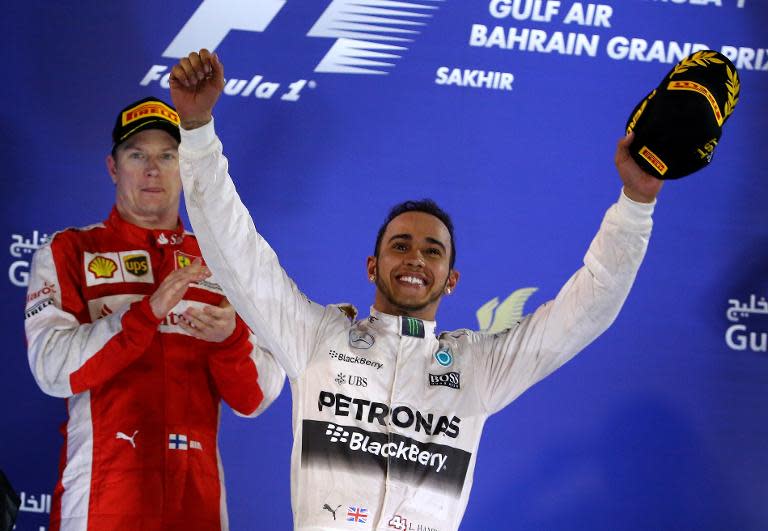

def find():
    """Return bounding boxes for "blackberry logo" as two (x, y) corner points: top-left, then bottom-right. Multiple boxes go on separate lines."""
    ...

(320, 423), (449, 473)
(328, 349), (383, 370)
(326, 423), (349, 443)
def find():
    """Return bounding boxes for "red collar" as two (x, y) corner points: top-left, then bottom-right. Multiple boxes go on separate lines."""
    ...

(105, 207), (186, 248)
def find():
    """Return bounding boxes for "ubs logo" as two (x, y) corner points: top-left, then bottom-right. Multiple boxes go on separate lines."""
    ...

(335, 372), (368, 388)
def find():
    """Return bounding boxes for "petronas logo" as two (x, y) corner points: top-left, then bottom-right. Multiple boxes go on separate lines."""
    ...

(476, 288), (538, 333)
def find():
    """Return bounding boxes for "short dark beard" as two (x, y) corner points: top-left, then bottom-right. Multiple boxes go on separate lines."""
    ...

(374, 264), (448, 316)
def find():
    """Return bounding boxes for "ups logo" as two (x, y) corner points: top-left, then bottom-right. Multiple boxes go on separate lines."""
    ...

(123, 255), (150, 277)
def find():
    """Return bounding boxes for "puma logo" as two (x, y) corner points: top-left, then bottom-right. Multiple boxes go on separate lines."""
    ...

(116, 430), (139, 448)
(322, 504), (341, 520)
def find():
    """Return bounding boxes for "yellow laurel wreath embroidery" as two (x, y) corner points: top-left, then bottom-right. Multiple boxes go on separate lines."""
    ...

(724, 65), (740, 120)
(627, 89), (656, 134)
(670, 51), (724, 78)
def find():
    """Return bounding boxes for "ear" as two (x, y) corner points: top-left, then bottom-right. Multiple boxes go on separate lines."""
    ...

(366, 255), (377, 281)
(106, 154), (118, 185)
(446, 269), (460, 294)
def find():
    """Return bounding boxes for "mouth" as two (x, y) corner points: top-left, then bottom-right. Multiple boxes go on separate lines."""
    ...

(396, 274), (428, 288)
(141, 187), (164, 194)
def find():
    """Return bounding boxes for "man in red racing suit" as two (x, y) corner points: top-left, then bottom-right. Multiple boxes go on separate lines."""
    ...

(24, 97), (284, 531)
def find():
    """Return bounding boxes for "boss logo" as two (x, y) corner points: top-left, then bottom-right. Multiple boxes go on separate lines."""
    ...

(428, 372), (460, 390)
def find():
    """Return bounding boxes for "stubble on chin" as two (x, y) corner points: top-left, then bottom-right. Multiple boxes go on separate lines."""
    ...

(374, 270), (447, 315)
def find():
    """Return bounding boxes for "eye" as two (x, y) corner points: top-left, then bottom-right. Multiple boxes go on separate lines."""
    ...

(160, 152), (177, 161)
(128, 151), (145, 160)
(426, 247), (442, 256)
(392, 242), (407, 252)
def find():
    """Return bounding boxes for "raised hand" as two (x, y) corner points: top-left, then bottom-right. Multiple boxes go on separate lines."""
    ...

(169, 49), (225, 130)
(179, 298), (237, 343)
(615, 132), (664, 203)
(149, 259), (211, 319)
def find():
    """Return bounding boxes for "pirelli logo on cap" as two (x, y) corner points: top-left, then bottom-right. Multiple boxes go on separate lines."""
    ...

(667, 80), (723, 126)
(639, 146), (668, 176)
(121, 101), (180, 127)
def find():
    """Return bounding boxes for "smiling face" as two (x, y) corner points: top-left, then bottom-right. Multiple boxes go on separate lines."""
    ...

(106, 128), (181, 230)
(367, 211), (459, 321)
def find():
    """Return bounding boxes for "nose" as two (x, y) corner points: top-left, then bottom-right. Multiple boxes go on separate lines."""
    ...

(404, 249), (425, 268)
(144, 156), (160, 177)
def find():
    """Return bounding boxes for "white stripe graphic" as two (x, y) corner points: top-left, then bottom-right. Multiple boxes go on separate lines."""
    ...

(59, 392), (93, 530)
(308, 0), (444, 74)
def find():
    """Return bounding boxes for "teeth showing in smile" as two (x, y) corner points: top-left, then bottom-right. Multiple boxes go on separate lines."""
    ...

(399, 276), (425, 286)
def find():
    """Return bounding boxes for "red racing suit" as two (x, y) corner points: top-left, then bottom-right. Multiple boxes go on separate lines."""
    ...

(24, 208), (285, 531)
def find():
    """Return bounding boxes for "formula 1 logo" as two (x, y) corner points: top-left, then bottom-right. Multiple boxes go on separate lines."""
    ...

(142, 0), (444, 102)
(163, 0), (443, 74)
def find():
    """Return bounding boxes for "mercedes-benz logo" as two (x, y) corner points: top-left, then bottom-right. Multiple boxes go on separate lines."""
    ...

(349, 329), (375, 349)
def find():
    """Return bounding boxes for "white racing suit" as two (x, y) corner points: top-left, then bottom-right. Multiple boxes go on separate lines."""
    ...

(179, 119), (654, 531)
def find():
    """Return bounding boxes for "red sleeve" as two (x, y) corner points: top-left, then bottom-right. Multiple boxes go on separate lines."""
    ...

(69, 298), (162, 394)
(26, 235), (164, 398)
(207, 315), (264, 415)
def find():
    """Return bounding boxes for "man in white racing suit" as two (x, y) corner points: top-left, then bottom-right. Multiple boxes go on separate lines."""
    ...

(169, 50), (663, 531)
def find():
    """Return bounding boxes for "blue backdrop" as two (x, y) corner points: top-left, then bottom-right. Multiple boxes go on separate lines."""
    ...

(2, 1), (767, 529)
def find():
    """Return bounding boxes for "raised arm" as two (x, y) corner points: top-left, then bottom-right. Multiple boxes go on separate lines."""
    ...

(477, 134), (661, 413)
(171, 50), (328, 379)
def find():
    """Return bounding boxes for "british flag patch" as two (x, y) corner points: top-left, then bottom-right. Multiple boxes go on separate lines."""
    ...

(346, 506), (368, 524)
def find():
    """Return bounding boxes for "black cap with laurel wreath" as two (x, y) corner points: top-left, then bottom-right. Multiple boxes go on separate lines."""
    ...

(626, 50), (740, 180)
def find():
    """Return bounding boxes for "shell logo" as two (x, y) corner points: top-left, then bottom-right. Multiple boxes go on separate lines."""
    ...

(88, 256), (118, 279)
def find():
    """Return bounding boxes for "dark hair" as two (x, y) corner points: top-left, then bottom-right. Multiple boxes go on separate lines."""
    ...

(374, 199), (456, 268)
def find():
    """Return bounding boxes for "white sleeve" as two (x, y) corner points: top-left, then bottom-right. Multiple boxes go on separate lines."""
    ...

(178, 119), (326, 380)
(476, 190), (655, 413)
